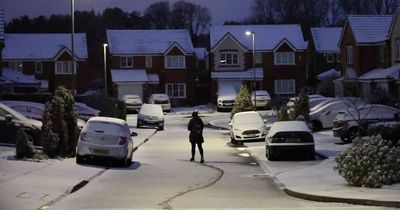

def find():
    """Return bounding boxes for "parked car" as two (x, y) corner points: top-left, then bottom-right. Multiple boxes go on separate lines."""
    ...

(229, 111), (267, 145)
(0, 102), (42, 145)
(137, 104), (165, 130)
(333, 104), (400, 142)
(74, 102), (100, 121)
(265, 121), (315, 161)
(217, 85), (237, 111)
(148, 94), (171, 112)
(308, 97), (333, 109)
(309, 99), (365, 131)
(76, 116), (136, 166)
(286, 94), (325, 108)
(122, 94), (143, 112)
(251, 90), (271, 109)
(1, 100), (86, 130)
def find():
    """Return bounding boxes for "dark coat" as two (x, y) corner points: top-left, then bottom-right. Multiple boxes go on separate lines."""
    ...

(188, 116), (204, 143)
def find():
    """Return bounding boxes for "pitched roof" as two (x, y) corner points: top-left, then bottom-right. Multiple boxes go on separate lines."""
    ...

(106, 29), (195, 55)
(317, 68), (341, 80)
(111, 69), (159, 84)
(3, 33), (88, 60)
(1, 67), (41, 84)
(347, 15), (393, 44)
(311, 27), (342, 52)
(210, 25), (306, 51)
(359, 64), (400, 80)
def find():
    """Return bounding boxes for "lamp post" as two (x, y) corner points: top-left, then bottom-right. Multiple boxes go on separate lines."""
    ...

(71, 0), (75, 95)
(246, 31), (256, 109)
(103, 43), (108, 96)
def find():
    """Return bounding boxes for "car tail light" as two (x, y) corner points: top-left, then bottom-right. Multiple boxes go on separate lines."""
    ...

(118, 137), (127, 145)
(334, 120), (348, 128)
(80, 132), (87, 141)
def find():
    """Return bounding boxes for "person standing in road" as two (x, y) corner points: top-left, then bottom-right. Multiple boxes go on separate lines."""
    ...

(188, 110), (204, 163)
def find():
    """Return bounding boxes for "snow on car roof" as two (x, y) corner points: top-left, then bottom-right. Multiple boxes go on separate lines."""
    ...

(139, 104), (164, 117)
(87, 116), (126, 126)
(267, 121), (311, 137)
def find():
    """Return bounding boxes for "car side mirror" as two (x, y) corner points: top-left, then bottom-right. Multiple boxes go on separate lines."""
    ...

(228, 122), (232, 127)
(5, 114), (13, 122)
(131, 132), (138, 137)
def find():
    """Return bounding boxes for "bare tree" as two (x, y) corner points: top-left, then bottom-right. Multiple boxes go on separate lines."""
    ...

(250, 0), (276, 23)
(144, 1), (171, 29)
(325, 0), (345, 26)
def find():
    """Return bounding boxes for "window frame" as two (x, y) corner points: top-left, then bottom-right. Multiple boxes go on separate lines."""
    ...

(255, 52), (262, 64)
(145, 56), (153, 68)
(347, 46), (353, 64)
(120, 56), (133, 68)
(35, 61), (43, 74)
(55, 61), (75, 75)
(274, 79), (295, 94)
(220, 51), (238, 65)
(274, 52), (295, 65)
(326, 53), (335, 63)
(165, 83), (186, 98)
(165, 55), (185, 69)
(9, 61), (23, 72)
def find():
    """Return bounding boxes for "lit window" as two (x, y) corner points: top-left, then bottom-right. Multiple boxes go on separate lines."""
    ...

(275, 80), (295, 94)
(220, 52), (238, 65)
(55, 61), (74, 75)
(165, 56), (185, 69)
(166, 83), (186, 98)
(347, 46), (353, 64)
(274, 52), (295, 65)
(35, 61), (43, 74)
(120, 56), (133, 68)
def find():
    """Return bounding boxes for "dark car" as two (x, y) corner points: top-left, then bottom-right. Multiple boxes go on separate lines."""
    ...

(266, 121), (315, 161)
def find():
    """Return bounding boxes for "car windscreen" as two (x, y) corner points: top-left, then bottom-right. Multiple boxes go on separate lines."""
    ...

(154, 99), (169, 104)
(235, 114), (262, 124)
(271, 132), (314, 143)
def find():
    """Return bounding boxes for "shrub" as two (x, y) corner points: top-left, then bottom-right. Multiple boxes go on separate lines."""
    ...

(15, 128), (35, 159)
(293, 88), (310, 122)
(367, 123), (400, 145)
(230, 85), (254, 119)
(277, 105), (290, 121)
(42, 128), (60, 158)
(334, 135), (400, 188)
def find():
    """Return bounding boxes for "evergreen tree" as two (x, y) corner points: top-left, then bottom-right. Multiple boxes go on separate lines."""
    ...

(230, 85), (254, 119)
(293, 88), (310, 122)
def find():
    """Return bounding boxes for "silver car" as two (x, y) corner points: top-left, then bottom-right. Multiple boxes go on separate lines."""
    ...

(76, 117), (136, 166)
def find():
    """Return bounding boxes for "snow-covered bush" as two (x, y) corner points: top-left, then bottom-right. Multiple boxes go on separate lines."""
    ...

(334, 135), (400, 188)
(15, 128), (34, 159)
(230, 85), (254, 119)
(277, 105), (290, 121)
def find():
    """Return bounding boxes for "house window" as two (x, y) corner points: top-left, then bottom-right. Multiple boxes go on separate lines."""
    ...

(35, 61), (43, 74)
(145, 56), (152, 68)
(166, 83), (186, 98)
(379, 46), (385, 62)
(165, 56), (185, 69)
(274, 52), (295, 65)
(275, 79), (295, 94)
(220, 52), (238, 65)
(255, 52), (262, 64)
(9, 61), (23, 71)
(347, 46), (353, 64)
(55, 61), (74, 75)
(326, 53), (335, 63)
(120, 56), (133, 68)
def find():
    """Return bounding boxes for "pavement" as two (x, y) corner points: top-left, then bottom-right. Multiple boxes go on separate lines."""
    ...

(208, 118), (400, 208)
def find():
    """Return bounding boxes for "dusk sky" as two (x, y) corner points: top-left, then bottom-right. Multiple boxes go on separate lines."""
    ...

(0, 0), (253, 25)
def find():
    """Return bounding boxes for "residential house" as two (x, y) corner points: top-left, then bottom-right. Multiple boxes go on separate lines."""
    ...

(336, 15), (394, 102)
(0, 9), (4, 73)
(106, 29), (198, 106)
(2, 33), (89, 94)
(209, 25), (307, 99)
(307, 27), (342, 81)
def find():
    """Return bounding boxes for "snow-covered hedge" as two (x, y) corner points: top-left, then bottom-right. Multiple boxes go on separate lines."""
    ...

(334, 135), (400, 188)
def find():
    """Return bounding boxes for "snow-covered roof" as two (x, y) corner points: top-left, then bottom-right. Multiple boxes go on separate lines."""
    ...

(210, 25), (306, 51)
(211, 68), (264, 80)
(359, 64), (400, 80)
(311, 27), (342, 52)
(317, 68), (341, 80)
(111, 69), (160, 84)
(0, 10), (4, 40)
(267, 121), (311, 137)
(147, 74), (159, 84)
(3, 33), (88, 60)
(345, 68), (357, 79)
(1, 67), (41, 84)
(347, 15), (393, 44)
(194, 48), (207, 60)
(107, 30), (195, 55)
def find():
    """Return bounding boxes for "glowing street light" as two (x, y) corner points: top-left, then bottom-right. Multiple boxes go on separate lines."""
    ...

(246, 30), (256, 109)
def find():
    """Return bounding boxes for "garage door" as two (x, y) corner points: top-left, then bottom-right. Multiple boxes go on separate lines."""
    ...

(117, 84), (143, 100)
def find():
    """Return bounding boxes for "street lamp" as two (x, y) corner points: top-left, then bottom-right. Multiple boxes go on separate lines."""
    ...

(246, 31), (256, 109)
(103, 43), (108, 96)
(71, 0), (75, 95)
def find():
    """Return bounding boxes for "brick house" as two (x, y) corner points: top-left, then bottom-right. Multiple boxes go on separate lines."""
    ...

(2, 33), (89, 94)
(0, 9), (4, 74)
(106, 29), (199, 106)
(208, 25), (307, 99)
(336, 15), (394, 101)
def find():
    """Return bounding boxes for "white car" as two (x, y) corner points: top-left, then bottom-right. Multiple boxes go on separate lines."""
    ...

(217, 85), (237, 111)
(229, 111), (267, 145)
(333, 104), (400, 142)
(265, 121), (315, 161)
(309, 99), (365, 131)
(286, 94), (325, 108)
(76, 116), (136, 166)
(251, 90), (271, 109)
(1, 100), (86, 130)
(137, 104), (165, 130)
(122, 94), (143, 112)
(74, 102), (100, 121)
(148, 94), (171, 112)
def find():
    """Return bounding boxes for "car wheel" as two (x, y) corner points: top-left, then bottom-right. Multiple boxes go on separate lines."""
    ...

(230, 136), (238, 145)
(312, 121), (322, 131)
(340, 136), (351, 143)
(348, 127), (360, 141)
(76, 154), (84, 164)
(158, 125), (164, 131)
(136, 120), (141, 128)
(267, 148), (276, 161)
(120, 156), (129, 167)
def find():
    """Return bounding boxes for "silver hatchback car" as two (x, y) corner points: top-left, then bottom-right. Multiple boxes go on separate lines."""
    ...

(76, 117), (136, 166)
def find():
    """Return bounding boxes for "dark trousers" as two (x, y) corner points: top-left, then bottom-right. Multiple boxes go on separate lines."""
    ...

(191, 142), (204, 159)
